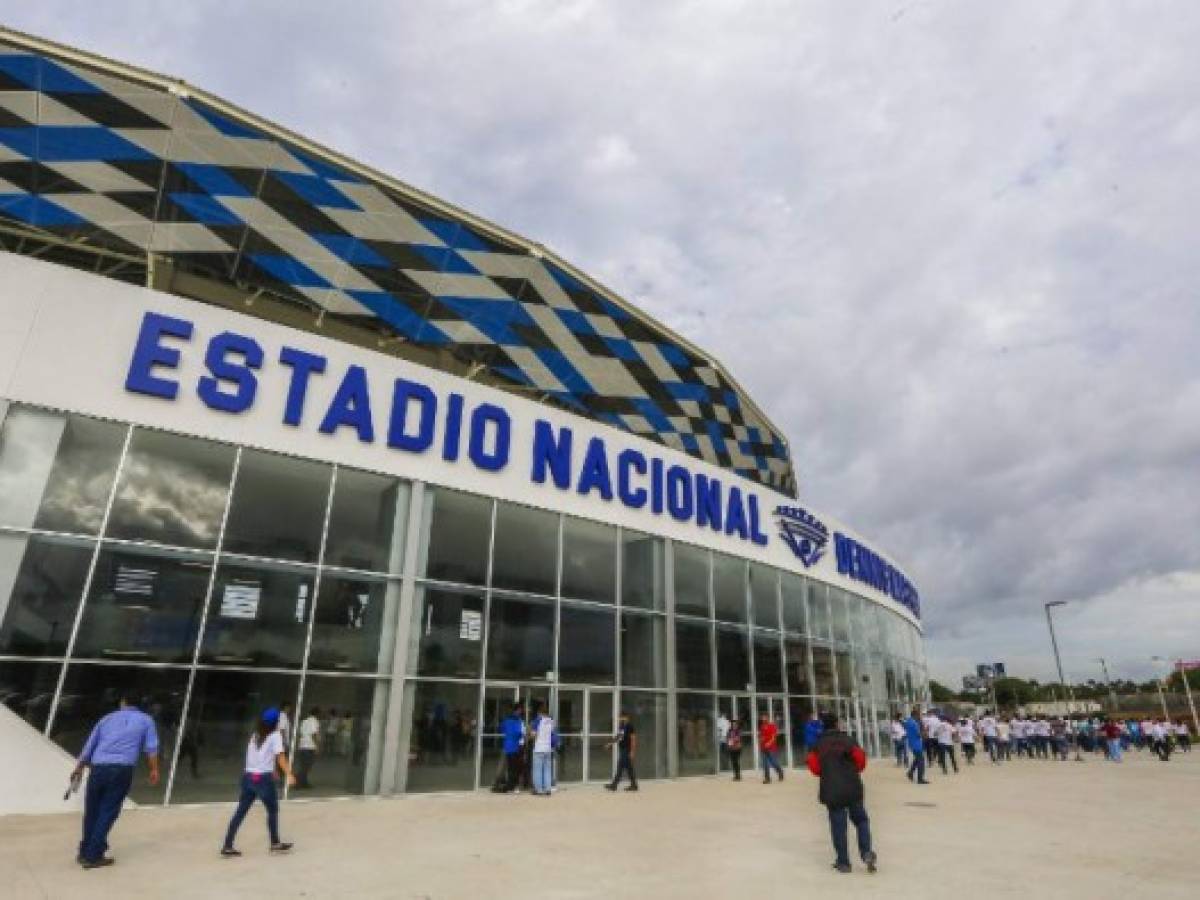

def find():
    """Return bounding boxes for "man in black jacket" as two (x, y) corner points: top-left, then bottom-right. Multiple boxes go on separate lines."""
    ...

(806, 713), (877, 874)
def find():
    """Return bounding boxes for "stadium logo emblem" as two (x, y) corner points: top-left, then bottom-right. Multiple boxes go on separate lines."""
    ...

(775, 505), (828, 569)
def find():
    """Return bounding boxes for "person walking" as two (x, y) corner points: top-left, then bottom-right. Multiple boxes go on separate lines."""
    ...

(500, 703), (527, 793)
(72, 694), (160, 868)
(758, 713), (785, 783)
(605, 711), (638, 792)
(806, 712), (877, 875)
(295, 706), (321, 789)
(716, 711), (731, 771)
(727, 718), (744, 781)
(921, 709), (940, 767)
(996, 717), (1012, 761)
(936, 716), (958, 774)
(530, 703), (556, 796)
(804, 712), (824, 757)
(890, 714), (908, 767)
(277, 702), (293, 750)
(1176, 719), (1192, 752)
(1150, 719), (1171, 761)
(903, 708), (929, 784)
(957, 718), (977, 766)
(220, 707), (296, 857)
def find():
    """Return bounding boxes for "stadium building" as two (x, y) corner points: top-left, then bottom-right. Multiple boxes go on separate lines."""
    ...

(0, 28), (927, 811)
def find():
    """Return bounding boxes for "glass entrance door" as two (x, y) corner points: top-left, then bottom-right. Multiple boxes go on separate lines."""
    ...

(478, 683), (551, 790)
(756, 695), (787, 769)
(550, 686), (615, 785)
(718, 694), (753, 772)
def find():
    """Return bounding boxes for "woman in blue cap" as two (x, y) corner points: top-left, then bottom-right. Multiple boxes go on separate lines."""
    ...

(220, 707), (296, 857)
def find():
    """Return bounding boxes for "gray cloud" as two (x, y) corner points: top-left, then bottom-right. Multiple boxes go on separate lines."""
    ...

(5, 0), (1199, 683)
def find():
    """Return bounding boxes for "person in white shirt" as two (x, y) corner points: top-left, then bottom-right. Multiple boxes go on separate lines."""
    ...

(935, 717), (958, 774)
(277, 702), (292, 750)
(1150, 720), (1170, 762)
(295, 707), (321, 789)
(957, 718), (977, 765)
(996, 718), (1012, 761)
(921, 712), (941, 771)
(530, 703), (557, 796)
(716, 712), (731, 770)
(890, 714), (908, 767)
(220, 707), (296, 857)
(1175, 720), (1192, 753)
(979, 714), (998, 763)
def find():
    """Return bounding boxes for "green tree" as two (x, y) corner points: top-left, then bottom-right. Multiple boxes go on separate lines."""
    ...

(929, 680), (956, 703)
(993, 677), (1036, 709)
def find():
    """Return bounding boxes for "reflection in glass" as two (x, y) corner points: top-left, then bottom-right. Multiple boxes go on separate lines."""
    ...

(558, 603), (615, 685)
(0, 407), (125, 535)
(0, 533), (93, 657)
(622, 691), (667, 779)
(307, 574), (398, 673)
(200, 561), (314, 668)
(834, 648), (854, 695)
(409, 585), (486, 678)
(105, 429), (235, 549)
(674, 619), (713, 690)
(52, 663), (189, 805)
(749, 564), (778, 629)
(0, 658), (64, 732)
(560, 517), (615, 603)
(712, 554), (746, 623)
(491, 502), (557, 595)
(324, 469), (405, 572)
(807, 581), (830, 641)
(784, 637), (812, 694)
(293, 676), (389, 796)
(753, 631), (785, 693)
(485, 593), (555, 681)
(621, 611), (666, 688)
(421, 488), (491, 585)
(621, 530), (663, 611)
(73, 544), (212, 663)
(222, 450), (331, 563)
(405, 680), (479, 792)
(169, 669), (300, 803)
(672, 543), (710, 618)
(813, 645), (836, 695)
(830, 589), (851, 644)
(677, 692), (716, 776)
(715, 625), (751, 691)
(781, 574), (807, 634)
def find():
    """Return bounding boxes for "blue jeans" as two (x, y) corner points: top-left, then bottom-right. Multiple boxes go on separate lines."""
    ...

(893, 738), (908, 766)
(827, 802), (873, 867)
(907, 749), (926, 781)
(223, 773), (281, 848)
(532, 751), (553, 794)
(761, 749), (783, 780)
(1108, 739), (1122, 762)
(79, 764), (133, 862)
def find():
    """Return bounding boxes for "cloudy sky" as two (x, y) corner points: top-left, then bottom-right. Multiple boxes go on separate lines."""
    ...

(4, 1), (1198, 686)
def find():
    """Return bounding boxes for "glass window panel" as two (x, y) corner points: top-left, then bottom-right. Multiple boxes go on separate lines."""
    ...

(715, 624), (751, 691)
(169, 669), (300, 803)
(674, 618), (713, 690)
(784, 637), (812, 694)
(51, 663), (189, 805)
(621, 530), (663, 611)
(749, 564), (778, 629)
(420, 488), (491, 585)
(677, 692), (716, 776)
(307, 573), (398, 673)
(199, 561), (315, 668)
(105, 429), (235, 549)
(0, 658), (64, 732)
(781, 574), (806, 634)
(560, 517), (615, 603)
(409, 585), (486, 678)
(293, 675), (389, 796)
(620, 611), (665, 688)
(807, 581), (830, 640)
(813, 645), (836, 695)
(405, 680), (479, 792)
(589, 689), (614, 735)
(834, 648), (854, 695)
(221, 450), (331, 563)
(752, 631), (785, 693)
(72, 543), (212, 664)
(558, 603), (615, 685)
(485, 592), (555, 681)
(621, 691), (667, 780)
(0, 532), (93, 657)
(672, 543), (710, 618)
(0, 407), (125, 535)
(712, 554), (746, 624)
(830, 589), (851, 644)
(324, 469), (406, 573)
(491, 502), (557, 595)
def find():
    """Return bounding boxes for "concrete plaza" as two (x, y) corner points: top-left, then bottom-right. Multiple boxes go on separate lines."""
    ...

(1, 748), (1196, 899)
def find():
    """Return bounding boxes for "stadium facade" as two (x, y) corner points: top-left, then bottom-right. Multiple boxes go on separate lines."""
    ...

(0, 28), (927, 807)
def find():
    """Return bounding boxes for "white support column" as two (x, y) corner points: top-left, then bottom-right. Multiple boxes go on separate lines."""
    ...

(663, 539), (678, 778)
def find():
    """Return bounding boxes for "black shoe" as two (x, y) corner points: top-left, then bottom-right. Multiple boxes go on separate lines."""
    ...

(918, 779), (931, 784)
(75, 854), (84, 865)
(605, 783), (617, 792)
(906, 770), (913, 781)
(763, 777), (771, 784)
(220, 847), (242, 858)
(832, 862), (852, 874)
(81, 857), (114, 869)
(864, 851), (878, 873)
(624, 785), (638, 792)
(270, 842), (293, 854)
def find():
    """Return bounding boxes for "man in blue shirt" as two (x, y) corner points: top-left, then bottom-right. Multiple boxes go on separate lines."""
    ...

(804, 712), (824, 756)
(903, 708), (929, 785)
(500, 704), (526, 793)
(71, 695), (160, 868)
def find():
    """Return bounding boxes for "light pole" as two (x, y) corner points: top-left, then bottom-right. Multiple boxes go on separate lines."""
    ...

(1096, 657), (1118, 713)
(1044, 601), (1083, 761)
(1151, 657), (1172, 721)
(1177, 659), (1200, 737)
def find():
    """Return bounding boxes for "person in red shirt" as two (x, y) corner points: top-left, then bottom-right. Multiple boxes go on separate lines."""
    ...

(807, 712), (876, 874)
(758, 713), (784, 783)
